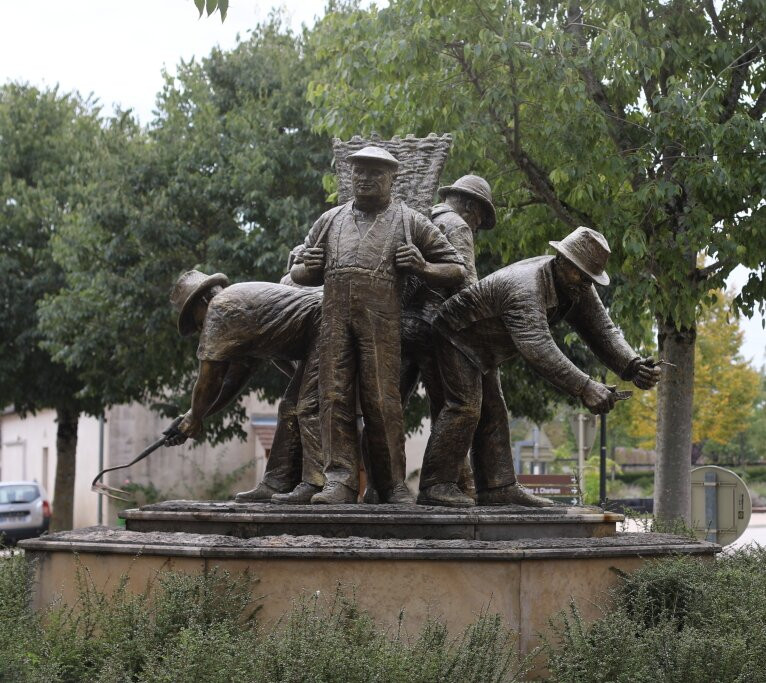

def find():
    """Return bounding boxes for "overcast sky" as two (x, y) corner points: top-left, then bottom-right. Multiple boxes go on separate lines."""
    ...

(0, 0), (327, 124)
(1, 0), (763, 367)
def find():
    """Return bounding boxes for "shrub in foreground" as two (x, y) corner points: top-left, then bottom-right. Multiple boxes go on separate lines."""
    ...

(0, 552), (529, 682)
(546, 546), (766, 682)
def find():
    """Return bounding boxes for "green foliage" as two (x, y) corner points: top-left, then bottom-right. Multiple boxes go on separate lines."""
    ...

(0, 554), (530, 682)
(0, 554), (258, 682)
(582, 453), (620, 504)
(308, 0), (766, 331)
(257, 590), (528, 682)
(546, 547), (766, 682)
(704, 370), (766, 464)
(37, 17), (333, 442)
(194, 0), (228, 22)
(0, 84), (103, 417)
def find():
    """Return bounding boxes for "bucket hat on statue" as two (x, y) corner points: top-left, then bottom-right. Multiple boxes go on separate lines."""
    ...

(437, 174), (496, 229)
(549, 226), (611, 286)
(170, 269), (230, 336)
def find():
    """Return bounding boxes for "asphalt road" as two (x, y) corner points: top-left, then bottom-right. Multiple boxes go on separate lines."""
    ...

(730, 511), (766, 550)
(620, 511), (766, 550)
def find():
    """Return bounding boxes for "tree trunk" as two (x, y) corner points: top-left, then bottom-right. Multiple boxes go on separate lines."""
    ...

(654, 318), (696, 524)
(50, 405), (79, 531)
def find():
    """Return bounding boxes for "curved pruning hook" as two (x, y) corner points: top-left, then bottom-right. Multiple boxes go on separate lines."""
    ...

(91, 416), (184, 502)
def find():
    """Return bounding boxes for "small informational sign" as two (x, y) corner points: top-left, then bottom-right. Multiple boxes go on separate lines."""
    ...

(518, 474), (577, 501)
(690, 466), (751, 546)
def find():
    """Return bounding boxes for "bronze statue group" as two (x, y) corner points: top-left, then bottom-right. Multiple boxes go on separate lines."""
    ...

(167, 146), (661, 508)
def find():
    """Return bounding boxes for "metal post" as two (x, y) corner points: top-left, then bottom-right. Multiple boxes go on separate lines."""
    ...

(97, 414), (104, 525)
(599, 412), (607, 507)
(704, 470), (718, 543)
(577, 414), (585, 493)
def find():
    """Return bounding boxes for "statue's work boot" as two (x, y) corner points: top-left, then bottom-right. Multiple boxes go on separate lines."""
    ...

(271, 482), (322, 505)
(235, 481), (282, 503)
(362, 486), (380, 504)
(381, 482), (415, 504)
(477, 482), (553, 507)
(310, 481), (358, 504)
(417, 483), (476, 508)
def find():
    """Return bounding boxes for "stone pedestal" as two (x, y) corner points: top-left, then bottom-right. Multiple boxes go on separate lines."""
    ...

(121, 500), (622, 540)
(20, 501), (719, 675)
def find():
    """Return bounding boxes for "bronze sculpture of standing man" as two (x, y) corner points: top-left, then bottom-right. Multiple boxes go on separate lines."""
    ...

(291, 146), (466, 504)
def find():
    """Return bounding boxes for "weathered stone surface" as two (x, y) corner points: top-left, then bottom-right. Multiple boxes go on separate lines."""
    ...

(120, 500), (623, 541)
(21, 526), (717, 561)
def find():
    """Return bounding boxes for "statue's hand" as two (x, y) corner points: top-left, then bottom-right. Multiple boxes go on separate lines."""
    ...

(165, 412), (201, 446)
(302, 246), (325, 273)
(580, 380), (617, 415)
(632, 357), (662, 389)
(287, 244), (307, 269)
(395, 244), (426, 275)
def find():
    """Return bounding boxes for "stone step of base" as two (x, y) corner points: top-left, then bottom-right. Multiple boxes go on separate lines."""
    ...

(120, 500), (624, 541)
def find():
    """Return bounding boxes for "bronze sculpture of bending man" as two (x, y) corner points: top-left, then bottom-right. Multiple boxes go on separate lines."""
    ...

(165, 271), (323, 497)
(419, 227), (661, 507)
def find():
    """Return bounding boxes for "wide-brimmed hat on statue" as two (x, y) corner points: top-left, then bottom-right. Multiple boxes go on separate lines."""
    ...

(347, 145), (400, 170)
(437, 174), (496, 230)
(170, 269), (230, 336)
(549, 226), (611, 286)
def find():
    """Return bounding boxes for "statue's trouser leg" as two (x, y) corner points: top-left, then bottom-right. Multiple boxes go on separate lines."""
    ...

(470, 368), (517, 492)
(402, 325), (475, 493)
(296, 342), (324, 487)
(399, 348), (421, 408)
(419, 336), (482, 489)
(355, 289), (407, 495)
(319, 276), (359, 491)
(261, 363), (303, 492)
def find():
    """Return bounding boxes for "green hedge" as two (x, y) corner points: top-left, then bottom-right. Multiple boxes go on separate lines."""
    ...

(545, 547), (766, 682)
(5, 546), (766, 682)
(615, 464), (766, 487)
(0, 554), (528, 682)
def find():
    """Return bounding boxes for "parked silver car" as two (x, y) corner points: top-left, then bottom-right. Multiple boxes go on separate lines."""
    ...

(0, 481), (51, 544)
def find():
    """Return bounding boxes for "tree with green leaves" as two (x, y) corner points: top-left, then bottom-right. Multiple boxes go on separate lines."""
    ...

(0, 84), (105, 530)
(306, 0), (766, 521)
(193, 0), (229, 22)
(614, 290), (761, 463)
(39, 19), (332, 444)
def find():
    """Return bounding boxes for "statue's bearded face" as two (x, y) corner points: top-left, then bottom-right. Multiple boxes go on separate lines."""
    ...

(351, 162), (395, 203)
(554, 257), (594, 301)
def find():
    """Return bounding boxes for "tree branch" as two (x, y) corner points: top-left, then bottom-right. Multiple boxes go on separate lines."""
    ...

(564, 3), (632, 155)
(695, 259), (729, 281)
(704, 0), (728, 42)
(751, 88), (766, 120)
(447, 43), (592, 229)
(719, 43), (761, 124)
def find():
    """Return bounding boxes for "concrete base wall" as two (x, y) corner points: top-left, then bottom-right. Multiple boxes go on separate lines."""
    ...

(28, 551), (643, 660)
(22, 528), (718, 676)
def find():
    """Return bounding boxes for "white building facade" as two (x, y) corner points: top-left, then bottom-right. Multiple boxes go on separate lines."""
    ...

(0, 395), (429, 528)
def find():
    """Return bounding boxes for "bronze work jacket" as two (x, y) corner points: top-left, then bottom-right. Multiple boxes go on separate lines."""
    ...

(301, 199), (463, 296)
(403, 204), (477, 325)
(197, 282), (322, 364)
(435, 255), (639, 397)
